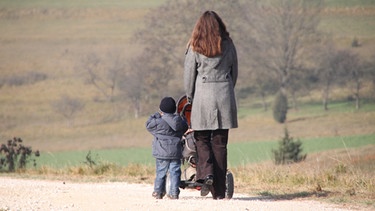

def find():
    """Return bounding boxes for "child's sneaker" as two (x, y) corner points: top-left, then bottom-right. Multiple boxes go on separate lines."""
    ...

(167, 194), (179, 200)
(152, 192), (164, 199)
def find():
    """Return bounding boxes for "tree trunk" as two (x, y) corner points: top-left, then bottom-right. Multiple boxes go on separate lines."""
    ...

(355, 79), (360, 110)
(261, 92), (268, 111)
(133, 97), (140, 119)
(322, 82), (330, 111)
(291, 91), (298, 111)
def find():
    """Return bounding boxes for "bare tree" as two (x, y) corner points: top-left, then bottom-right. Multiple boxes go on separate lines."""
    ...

(314, 40), (344, 111)
(81, 52), (123, 102)
(363, 54), (375, 100)
(106, 51), (125, 102)
(316, 43), (371, 111)
(51, 95), (85, 126)
(118, 56), (149, 119)
(128, 0), (324, 118)
(340, 51), (362, 110)
(243, 0), (324, 112)
(247, 65), (278, 111)
(117, 49), (182, 118)
(288, 66), (317, 110)
(133, 0), (247, 101)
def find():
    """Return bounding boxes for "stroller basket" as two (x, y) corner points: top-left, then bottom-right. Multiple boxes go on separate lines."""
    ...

(182, 133), (196, 166)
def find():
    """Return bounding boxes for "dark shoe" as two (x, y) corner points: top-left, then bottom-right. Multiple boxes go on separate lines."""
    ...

(152, 192), (164, 199)
(213, 196), (225, 200)
(200, 175), (213, 197)
(204, 175), (214, 186)
(200, 185), (210, 196)
(167, 194), (179, 200)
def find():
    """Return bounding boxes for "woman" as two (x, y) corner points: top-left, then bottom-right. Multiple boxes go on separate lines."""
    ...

(184, 10), (238, 200)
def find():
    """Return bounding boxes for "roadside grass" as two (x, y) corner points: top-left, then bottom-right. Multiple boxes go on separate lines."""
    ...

(4, 145), (374, 210)
(232, 145), (375, 209)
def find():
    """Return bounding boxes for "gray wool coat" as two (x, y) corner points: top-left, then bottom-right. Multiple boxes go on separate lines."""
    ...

(184, 39), (238, 130)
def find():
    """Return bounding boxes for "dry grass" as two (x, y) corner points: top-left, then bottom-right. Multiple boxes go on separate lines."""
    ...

(232, 145), (375, 209)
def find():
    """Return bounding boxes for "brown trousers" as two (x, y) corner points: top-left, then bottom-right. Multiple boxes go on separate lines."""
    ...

(194, 129), (228, 198)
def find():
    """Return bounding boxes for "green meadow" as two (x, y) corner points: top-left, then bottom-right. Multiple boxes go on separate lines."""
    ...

(32, 97), (375, 168)
(37, 133), (375, 168)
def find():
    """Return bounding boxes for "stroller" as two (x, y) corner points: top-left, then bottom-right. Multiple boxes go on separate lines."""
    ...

(166, 95), (234, 199)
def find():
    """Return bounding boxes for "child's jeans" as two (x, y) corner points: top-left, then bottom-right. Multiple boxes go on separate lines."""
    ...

(154, 158), (181, 196)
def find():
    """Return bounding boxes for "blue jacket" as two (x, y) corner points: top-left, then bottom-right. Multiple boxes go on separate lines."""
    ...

(146, 112), (188, 159)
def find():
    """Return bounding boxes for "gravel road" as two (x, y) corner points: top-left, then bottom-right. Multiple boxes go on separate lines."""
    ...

(0, 177), (355, 211)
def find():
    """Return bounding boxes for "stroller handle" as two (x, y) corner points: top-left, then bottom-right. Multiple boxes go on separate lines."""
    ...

(177, 95), (192, 127)
(180, 101), (191, 116)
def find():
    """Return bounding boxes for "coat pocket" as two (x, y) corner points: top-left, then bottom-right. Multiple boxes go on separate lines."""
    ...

(153, 137), (182, 158)
(201, 73), (230, 83)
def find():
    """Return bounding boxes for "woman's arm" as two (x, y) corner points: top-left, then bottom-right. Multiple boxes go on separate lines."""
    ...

(231, 43), (238, 87)
(184, 47), (198, 102)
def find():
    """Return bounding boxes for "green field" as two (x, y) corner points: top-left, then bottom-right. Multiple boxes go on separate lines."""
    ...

(37, 133), (375, 168)
(325, 0), (375, 7)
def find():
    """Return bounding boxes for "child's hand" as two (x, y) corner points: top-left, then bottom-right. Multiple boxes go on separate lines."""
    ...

(184, 128), (194, 135)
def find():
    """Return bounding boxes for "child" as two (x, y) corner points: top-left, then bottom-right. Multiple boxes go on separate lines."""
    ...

(146, 97), (188, 199)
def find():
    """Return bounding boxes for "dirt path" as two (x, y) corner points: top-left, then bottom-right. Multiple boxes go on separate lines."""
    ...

(0, 177), (354, 211)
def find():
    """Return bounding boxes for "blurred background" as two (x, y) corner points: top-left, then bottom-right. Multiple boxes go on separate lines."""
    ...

(0, 0), (374, 166)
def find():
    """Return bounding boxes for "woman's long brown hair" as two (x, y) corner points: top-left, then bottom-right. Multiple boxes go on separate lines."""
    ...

(189, 11), (230, 57)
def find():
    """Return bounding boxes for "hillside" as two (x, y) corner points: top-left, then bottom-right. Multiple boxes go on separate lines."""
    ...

(0, 0), (374, 152)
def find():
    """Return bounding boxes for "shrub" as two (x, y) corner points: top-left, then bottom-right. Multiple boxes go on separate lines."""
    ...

(5, 72), (47, 87)
(351, 37), (360, 47)
(272, 91), (288, 123)
(0, 137), (40, 172)
(272, 128), (306, 165)
(83, 150), (99, 168)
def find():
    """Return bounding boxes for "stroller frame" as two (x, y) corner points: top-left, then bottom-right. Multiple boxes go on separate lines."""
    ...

(173, 95), (234, 199)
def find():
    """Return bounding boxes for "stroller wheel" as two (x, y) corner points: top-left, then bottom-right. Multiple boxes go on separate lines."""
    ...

(225, 170), (234, 199)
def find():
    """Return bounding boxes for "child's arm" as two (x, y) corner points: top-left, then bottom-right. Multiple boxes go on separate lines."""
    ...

(173, 115), (189, 136)
(145, 112), (161, 133)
